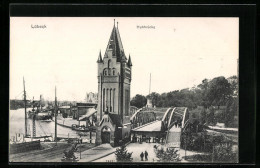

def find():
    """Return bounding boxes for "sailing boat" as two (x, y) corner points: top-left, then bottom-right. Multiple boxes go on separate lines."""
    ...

(28, 95), (53, 121)
(9, 78), (42, 154)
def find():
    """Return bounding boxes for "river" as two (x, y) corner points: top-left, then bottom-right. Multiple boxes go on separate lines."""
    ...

(9, 108), (93, 141)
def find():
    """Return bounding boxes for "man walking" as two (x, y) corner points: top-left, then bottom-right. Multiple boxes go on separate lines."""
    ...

(140, 152), (144, 161)
(144, 151), (148, 161)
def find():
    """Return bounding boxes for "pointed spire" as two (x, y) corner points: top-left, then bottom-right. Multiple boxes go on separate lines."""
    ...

(121, 50), (127, 63)
(99, 50), (103, 62)
(105, 20), (125, 62)
(97, 50), (103, 63)
(127, 54), (132, 66)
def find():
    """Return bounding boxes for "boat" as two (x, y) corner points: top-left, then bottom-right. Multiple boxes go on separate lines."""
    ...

(28, 95), (53, 121)
(71, 124), (89, 132)
(9, 78), (51, 154)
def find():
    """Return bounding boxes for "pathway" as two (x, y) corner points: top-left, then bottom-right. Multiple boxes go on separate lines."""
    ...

(93, 142), (208, 163)
(94, 142), (159, 162)
(75, 143), (116, 162)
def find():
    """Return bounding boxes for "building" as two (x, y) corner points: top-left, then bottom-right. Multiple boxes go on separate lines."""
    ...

(59, 106), (71, 117)
(73, 103), (97, 120)
(96, 20), (133, 146)
(85, 92), (98, 104)
(146, 98), (153, 108)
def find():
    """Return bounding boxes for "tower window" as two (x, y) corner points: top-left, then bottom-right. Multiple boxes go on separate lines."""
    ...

(103, 89), (106, 112)
(125, 89), (129, 116)
(108, 59), (111, 68)
(113, 88), (115, 112)
(113, 70), (115, 76)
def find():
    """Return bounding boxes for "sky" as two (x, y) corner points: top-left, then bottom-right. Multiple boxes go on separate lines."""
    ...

(10, 17), (238, 101)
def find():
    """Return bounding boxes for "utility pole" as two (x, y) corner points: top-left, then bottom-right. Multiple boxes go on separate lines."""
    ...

(23, 77), (28, 137)
(55, 86), (57, 146)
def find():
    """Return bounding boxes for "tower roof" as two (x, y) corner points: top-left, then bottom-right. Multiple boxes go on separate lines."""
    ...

(105, 20), (127, 62)
(127, 54), (132, 66)
(97, 50), (103, 63)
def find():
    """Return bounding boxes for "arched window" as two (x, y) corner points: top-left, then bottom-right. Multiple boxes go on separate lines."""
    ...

(108, 69), (111, 76)
(113, 88), (115, 112)
(103, 69), (107, 76)
(110, 89), (112, 112)
(108, 59), (111, 68)
(112, 69), (115, 76)
(103, 88), (106, 112)
(106, 88), (109, 112)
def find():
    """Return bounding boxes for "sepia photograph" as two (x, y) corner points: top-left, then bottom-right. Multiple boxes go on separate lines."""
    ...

(9, 17), (239, 163)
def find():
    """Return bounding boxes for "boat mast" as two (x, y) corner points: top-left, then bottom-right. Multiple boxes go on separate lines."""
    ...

(55, 86), (57, 145)
(40, 95), (42, 111)
(23, 77), (28, 137)
(32, 96), (36, 138)
(149, 73), (151, 95)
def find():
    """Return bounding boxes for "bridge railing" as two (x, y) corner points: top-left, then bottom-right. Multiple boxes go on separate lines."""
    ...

(130, 107), (157, 129)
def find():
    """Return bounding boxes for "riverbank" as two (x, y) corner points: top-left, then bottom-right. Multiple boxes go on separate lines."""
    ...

(9, 141), (95, 162)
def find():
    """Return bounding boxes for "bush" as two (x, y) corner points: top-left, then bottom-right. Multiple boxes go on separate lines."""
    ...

(185, 154), (211, 162)
(213, 143), (237, 162)
(114, 145), (133, 162)
(154, 146), (181, 162)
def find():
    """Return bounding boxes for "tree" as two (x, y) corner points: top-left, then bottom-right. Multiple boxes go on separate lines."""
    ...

(212, 136), (237, 162)
(115, 145), (133, 162)
(154, 146), (181, 162)
(198, 79), (210, 108)
(206, 76), (232, 108)
(200, 108), (207, 124)
(130, 94), (147, 108)
(224, 97), (238, 127)
(227, 75), (238, 97)
(207, 107), (216, 125)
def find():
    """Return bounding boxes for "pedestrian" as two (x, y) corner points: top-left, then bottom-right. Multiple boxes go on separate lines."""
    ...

(140, 152), (144, 161)
(174, 121), (178, 128)
(178, 122), (181, 128)
(144, 151), (148, 161)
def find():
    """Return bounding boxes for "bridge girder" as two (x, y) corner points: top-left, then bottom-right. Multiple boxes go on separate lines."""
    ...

(162, 107), (189, 131)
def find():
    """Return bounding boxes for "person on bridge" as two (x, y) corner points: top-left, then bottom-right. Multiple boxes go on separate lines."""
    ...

(174, 121), (178, 128)
(140, 152), (144, 161)
(145, 151), (148, 161)
(178, 120), (182, 128)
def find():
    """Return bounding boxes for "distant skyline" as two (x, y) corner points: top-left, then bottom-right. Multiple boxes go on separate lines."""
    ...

(10, 17), (238, 101)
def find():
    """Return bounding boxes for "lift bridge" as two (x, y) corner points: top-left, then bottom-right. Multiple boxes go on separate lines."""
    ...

(130, 107), (189, 148)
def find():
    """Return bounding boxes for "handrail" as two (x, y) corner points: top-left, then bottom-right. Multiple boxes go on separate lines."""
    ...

(181, 119), (190, 133)
(167, 107), (176, 129)
(165, 107), (176, 144)
(181, 108), (188, 128)
(161, 107), (173, 121)
(129, 107), (143, 121)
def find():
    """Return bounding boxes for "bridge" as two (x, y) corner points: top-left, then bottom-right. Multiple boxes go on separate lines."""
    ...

(130, 107), (189, 148)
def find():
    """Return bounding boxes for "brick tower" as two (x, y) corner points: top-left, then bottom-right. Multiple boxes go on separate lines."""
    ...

(96, 20), (133, 146)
